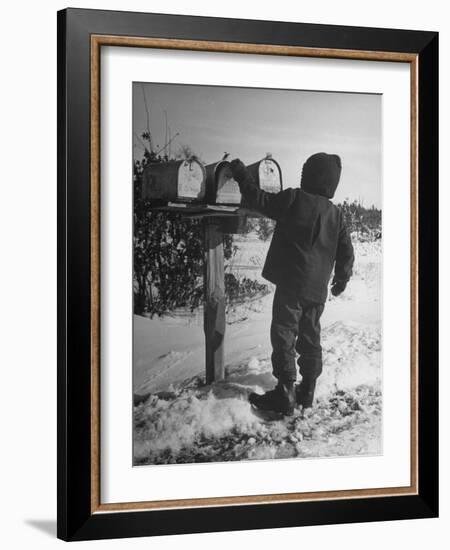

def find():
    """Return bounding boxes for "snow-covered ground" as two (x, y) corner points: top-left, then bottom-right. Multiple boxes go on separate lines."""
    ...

(133, 235), (382, 465)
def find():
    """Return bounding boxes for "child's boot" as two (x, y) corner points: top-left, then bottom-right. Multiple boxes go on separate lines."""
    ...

(249, 381), (296, 416)
(296, 377), (317, 409)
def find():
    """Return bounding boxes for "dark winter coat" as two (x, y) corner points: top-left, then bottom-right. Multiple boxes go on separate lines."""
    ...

(239, 178), (354, 304)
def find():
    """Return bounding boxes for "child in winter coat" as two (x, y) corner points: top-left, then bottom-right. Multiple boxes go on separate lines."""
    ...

(230, 153), (355, 415)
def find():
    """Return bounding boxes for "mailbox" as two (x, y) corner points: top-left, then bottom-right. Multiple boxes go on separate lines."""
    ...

(205, 161), (241, 205)
(142, 159), (206, 202)
(206, 157), (283, 206)
(246, 157), (283, 194)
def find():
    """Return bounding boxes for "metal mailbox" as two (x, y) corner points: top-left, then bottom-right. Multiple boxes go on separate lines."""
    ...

(246, 157), (283, 194)
(205, 160), (240, 205)
(142, 159), (206, 202)
(206, 157), (283, 206)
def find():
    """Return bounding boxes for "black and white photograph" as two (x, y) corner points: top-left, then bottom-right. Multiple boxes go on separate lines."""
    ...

(132, 82), (382, 466)
(0, 0), (443, 545)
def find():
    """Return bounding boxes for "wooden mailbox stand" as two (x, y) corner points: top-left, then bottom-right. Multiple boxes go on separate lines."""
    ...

(152, 204), (261, 384)
(203, 217), (226, 384)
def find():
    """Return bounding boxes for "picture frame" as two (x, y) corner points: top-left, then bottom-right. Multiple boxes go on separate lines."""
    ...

(57, 7), (438, 541)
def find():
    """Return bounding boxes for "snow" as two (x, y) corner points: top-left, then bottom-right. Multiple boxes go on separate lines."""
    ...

(133, 236), (382, 465)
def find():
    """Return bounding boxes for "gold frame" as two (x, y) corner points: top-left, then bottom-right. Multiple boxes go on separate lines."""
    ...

(90, 35), (419, 514)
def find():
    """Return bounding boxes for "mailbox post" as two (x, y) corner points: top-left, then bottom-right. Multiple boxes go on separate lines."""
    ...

(203, 217), (226, 383)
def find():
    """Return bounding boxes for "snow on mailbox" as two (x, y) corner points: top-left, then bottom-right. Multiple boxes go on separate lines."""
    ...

(142, 159), (206, 202)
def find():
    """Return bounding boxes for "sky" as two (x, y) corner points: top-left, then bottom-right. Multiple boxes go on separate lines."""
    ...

(133, 82), (382, 208)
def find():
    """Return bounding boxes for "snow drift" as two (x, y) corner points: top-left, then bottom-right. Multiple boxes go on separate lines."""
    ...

(133, 237), (382, 465)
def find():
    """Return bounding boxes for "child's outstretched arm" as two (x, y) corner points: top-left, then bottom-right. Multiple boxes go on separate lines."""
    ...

(331, 213), (355, 296)
(230, 158), (295, 220)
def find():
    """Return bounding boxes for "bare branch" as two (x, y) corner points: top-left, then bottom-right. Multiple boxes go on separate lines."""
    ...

(154, 132), (180, 157)
(140, 84), (154, 152)
(134, 131), (149, 152)
(168, 126), (171, 158)
(164, 110), (168, 152)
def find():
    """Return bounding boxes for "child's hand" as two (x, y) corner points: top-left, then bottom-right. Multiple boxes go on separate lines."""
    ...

(230, 158), (249, 185)
(331, 279), (347, 297)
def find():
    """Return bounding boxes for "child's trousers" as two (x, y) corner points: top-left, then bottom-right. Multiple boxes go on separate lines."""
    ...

(270, 286), (325, 383)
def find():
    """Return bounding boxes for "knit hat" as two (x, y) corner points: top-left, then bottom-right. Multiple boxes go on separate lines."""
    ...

(300, 153), (342, 199)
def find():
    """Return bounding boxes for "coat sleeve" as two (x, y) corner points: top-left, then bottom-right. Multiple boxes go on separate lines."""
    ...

(334, 212), (355, 282)
(239, 177), (296, 220)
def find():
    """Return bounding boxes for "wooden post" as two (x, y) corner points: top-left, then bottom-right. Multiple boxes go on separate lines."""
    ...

(203, 218), (226, 384)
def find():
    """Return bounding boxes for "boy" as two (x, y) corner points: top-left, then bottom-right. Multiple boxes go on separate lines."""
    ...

(230, 153), (355, 415)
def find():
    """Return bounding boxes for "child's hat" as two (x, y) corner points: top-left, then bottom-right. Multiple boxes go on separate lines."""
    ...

(300, 152), (342, 199)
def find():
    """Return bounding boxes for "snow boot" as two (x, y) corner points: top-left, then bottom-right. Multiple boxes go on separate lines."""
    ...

(249, 381), (296, 416)
(296, 378), (317, 409)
